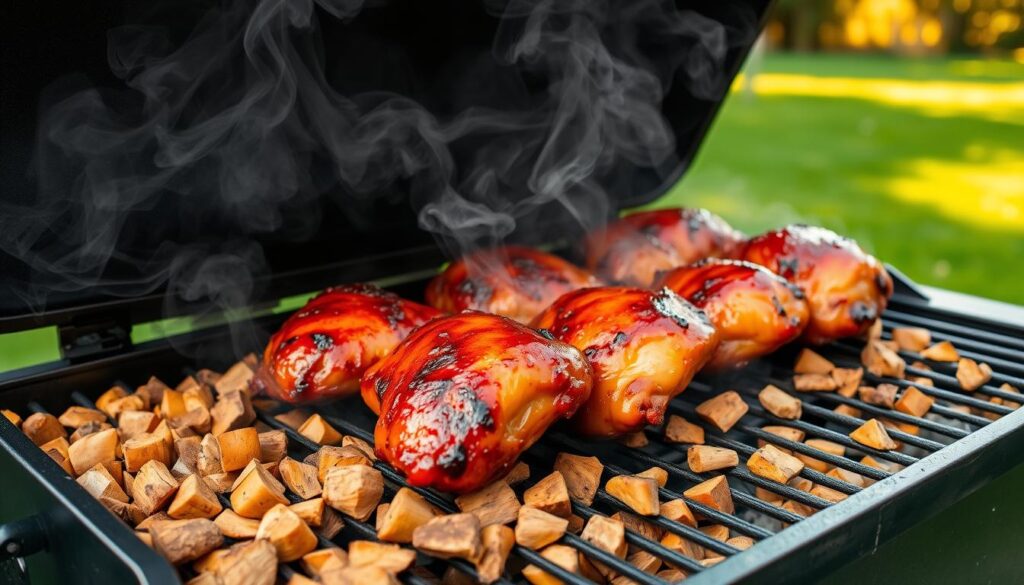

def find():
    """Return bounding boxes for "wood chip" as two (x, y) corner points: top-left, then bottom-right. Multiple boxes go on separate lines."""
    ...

(213, 508), (260, 539)
(215, 427), (260, 472)
(605, 475), (660, 516)
(850, 418), (898, 450)
(274, 409), (312, 430)
(920, 340), (958, 362)
(119, 411), (161, 442)
(523, 543), (601, 585)
(894, 386), (934, 417)
(858, 383), (898, 408)
(831, 367), (864, 397)
(659, 531), (704, 562)
(3, 409), (23, 429)
(215, 539), (277, 585)
(664, 414), (704, 445)
(257, 430), (287, 463)
(302, 548), (349, 576)
(892, 328), (930, 351)
(323, 465), (383, 522)
(168, 474), (223, 519)
(758, 385), (802, 419)
(412, 513), (482, 561)
(746, 444), (804, 484)
(503, 461), (531, 486)
(810, 484), (847, 503)
(347, 540), (415, 574)
(619, 432), (649, 448)
(133, 460), (181, 515)
(695, 391), (748, 432)
(124, 433), (173, 473)
(659, 499), (697, 528)
(515, 506), (568, 549)
(553, 452), (603, 506)
(214, 360), (255, 396)
(210, 391), (256, 436)
(378, 487), (437, 543)
(150, 518), (223, 565)
(833, 404), (862, 419)
(475, 524), (514, 584)
(580, 515), (627, 577)
(683, 475), (734, 515)
(454, 480), (520, 527)
(24, 413), (69, 447)
(299, 414), (343, 446)
(279, 457), (321, 500)
(524, 471), (572, 518)
(230, 462), (288, 519)
(635, 466), (668, 488)
(77, 464), (130, 503)
(687, 446), (738, 473)
(792, 373), (838, 392)
(289, 497), (325, 527)
(58, 406), (106, 429)
(256, 503), (318, 562)
(317, 445), (372, 483)
(861, 340), (906, 378)
(759, 426), (806, 449)
(794, 349), (835, 374)
(956, 358), (993, 391)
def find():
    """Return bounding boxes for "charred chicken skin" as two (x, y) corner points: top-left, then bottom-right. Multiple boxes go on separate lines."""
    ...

(256, 284), (442, 403)
(740, 225), (893, 344)
(657, 259), (809, 370)
(584, 208), (746, 286)
(364, 312), (593, 493)
(531, 287), (719, 437)
(425, 246), (602, 324)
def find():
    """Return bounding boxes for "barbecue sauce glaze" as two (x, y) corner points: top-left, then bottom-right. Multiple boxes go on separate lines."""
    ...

(531, 287), (719, 437)
(257, 284), (441, 403)
(363, 312), (593, 493)
(658, 259), (809, 370)
(741, 225), (893, 344)
(425, 245), (601, 324)
(584, 207), (746, 286)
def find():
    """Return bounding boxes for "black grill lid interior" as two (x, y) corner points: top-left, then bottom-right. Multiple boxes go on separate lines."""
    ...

(0, 0), (770, 332)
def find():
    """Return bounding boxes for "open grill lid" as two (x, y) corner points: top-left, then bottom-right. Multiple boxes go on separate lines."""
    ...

(0, 0), (772, 336)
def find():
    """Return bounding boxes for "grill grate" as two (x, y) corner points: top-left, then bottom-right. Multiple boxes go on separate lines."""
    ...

(6, 293), (1022, 584)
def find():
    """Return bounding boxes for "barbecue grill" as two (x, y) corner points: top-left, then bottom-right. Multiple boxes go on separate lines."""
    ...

(1, 1), (1022, 584)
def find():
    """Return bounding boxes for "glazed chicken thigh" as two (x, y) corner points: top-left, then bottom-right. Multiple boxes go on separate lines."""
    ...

(740, 225), (893, 344)
(531, 287), (719, 437)
(364, 312), (593, 493)
(657, 259), (809, 370)
(584, 208), (746, 286)
(426, 246), (602, 324)
(256, 284), (441, 403)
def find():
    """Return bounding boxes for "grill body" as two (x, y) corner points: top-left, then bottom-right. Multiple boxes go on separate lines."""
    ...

(1, 271), (1021, 585)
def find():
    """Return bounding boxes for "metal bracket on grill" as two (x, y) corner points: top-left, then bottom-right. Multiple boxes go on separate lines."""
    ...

(0, 515), (46, 559)
(57, 314), (133, 363)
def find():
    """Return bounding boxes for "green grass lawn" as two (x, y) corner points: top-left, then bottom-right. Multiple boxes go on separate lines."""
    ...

(657, 53), (1024, 305)
(1, 53), (1021, 373)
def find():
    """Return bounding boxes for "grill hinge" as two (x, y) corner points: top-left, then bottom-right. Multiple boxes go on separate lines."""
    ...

(57, 315), (133, 363)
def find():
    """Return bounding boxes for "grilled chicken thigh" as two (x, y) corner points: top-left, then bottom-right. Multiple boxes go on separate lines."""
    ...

(425, 246), (601, 324)
(584, 208), (745, 286)
(657, 259), (809, 370)
(740, 225), (893, 344)
(256, 284), (441, 403)
(364, 312), (593, 492)
(531, 287), (719, 437)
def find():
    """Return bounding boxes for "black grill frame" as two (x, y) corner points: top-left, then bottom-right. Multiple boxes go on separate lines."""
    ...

(1, 273), (1022, 585)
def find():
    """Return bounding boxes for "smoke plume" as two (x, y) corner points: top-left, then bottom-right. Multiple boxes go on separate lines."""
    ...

(0, 0), (750, 353)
